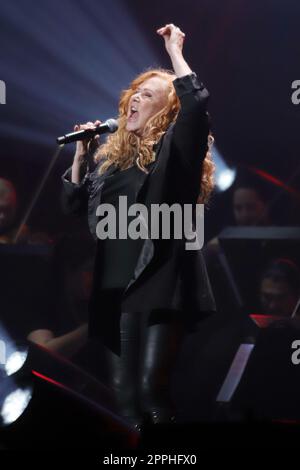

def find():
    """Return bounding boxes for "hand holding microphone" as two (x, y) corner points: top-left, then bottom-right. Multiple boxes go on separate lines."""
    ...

(73, 120), (102, 163)
(58, 118), (118, 184)
(70, 119), (102, 184)
(57, 118), (118, 146)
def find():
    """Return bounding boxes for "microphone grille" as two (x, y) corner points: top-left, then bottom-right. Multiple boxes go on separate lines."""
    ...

(106, 118), (118, 133)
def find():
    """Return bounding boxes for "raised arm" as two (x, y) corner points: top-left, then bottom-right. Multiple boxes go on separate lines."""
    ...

(157, 24), (210, 175)
(157, 24), (192, 78)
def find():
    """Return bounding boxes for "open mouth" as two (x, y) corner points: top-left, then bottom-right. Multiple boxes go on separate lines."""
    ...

(128, 105), (139, 122)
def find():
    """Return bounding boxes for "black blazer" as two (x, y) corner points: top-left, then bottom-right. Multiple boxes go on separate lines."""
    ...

(62, 72), (216, 352)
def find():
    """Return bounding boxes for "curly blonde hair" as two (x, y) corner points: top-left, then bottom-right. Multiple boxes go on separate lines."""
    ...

(94, 68), (215, 203)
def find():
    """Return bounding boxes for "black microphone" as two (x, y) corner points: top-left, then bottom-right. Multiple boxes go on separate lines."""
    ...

(56, 118), (118, 145)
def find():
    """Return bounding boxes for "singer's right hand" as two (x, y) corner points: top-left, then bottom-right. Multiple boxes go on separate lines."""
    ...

(74, 120), (102, 162)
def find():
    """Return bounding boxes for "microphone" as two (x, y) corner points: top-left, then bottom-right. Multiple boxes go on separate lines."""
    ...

(56, 118), (118, 145)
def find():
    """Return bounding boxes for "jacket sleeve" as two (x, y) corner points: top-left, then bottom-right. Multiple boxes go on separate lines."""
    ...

(171, 72), (210, 176)
(61, 165), (90, 217)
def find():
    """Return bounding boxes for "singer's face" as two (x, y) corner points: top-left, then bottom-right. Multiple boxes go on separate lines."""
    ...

(126, 77), (169, 136)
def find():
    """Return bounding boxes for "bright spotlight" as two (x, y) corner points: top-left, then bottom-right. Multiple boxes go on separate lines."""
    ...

(1, 387), (33, 425)
(5, 350), (28, 377)
(212, 145), (236, 192)
(216, 167), (237, 191)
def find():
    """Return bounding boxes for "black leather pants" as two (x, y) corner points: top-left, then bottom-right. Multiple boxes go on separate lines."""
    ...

(105, 310), (185, 428)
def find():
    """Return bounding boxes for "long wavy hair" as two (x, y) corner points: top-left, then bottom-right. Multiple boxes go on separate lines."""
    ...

(94, 68), (215, 203)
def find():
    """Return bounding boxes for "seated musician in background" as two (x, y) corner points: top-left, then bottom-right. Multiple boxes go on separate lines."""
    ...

(259, 258), (300, 326)
(0, 177), (51, 245)
(26, 234), (107, 379)
(232, 178), (271, 226)
(204, 173), (274, 316)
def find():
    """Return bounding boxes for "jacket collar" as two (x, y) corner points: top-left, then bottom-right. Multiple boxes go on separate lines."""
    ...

(92, 128), (169, 206)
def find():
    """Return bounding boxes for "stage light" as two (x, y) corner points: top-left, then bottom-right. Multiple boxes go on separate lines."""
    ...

(1, 387), (33, 426)
(0, 327), (32, 427)
(5, 349), (28, 377)
(212, 145), (236, 192)
(0, 0), (158, 148)
(0, 342), (139, 449)
(0, 324), (29, 377)
(216, 167), (237, 191)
